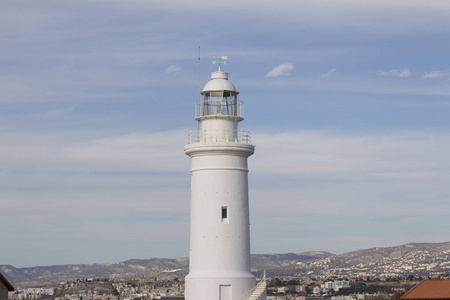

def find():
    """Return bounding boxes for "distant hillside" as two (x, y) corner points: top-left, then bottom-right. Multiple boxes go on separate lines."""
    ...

(0, 251), (329, 288)
(289, 242), (450, 278)
(1, 242), (449, 288)
(250, 252), (333, 274)
(0, 257), (190, 288)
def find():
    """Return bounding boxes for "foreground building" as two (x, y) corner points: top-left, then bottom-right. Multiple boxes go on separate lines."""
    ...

(0, 272), (14, 300)
(184, 63), (266, 300)
(401, 280), (450, 300)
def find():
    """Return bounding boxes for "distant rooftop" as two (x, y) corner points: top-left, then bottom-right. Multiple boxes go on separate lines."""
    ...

(402, 280), (450, 300)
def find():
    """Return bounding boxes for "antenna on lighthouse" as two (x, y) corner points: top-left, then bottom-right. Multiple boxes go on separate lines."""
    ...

(212, 56), (227, 71)
(198, 46), (201, 102)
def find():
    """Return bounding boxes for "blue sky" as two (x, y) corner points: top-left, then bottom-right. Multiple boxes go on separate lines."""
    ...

(1, 0), (450, 268)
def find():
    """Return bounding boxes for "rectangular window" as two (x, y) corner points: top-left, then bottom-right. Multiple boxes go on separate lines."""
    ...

(221, 206), (228, 222)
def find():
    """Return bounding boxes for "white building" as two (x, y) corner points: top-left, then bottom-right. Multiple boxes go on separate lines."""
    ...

(322, 281), (334, 290)
(334, 280), (351, 291)
(317, 280), (351, 293)
(277, 287), (289, 293)
(184, 62), (266, 300)
(313, 286), (322, 294)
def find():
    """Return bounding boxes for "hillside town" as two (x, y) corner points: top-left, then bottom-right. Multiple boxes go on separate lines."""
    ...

(2, 242), (450, 300)
(7, 274), (450, 300)
(294, 248), (450, 278)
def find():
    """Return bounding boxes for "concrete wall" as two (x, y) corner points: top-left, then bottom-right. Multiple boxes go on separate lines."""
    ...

(0, 281), (9, 300)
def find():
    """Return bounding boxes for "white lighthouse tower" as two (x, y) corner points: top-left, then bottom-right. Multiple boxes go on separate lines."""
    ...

(184, 58), (266, 300)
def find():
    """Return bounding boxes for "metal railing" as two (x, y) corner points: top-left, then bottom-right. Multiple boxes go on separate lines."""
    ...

(235, 270), (266, 300)
(187, 129), (252, 144)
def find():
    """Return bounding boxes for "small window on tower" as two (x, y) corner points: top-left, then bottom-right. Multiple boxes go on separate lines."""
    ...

(222, 206), (228, 222)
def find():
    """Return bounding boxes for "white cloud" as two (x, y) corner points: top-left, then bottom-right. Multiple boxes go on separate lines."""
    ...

(248, 130), (450, 254)
(378, 68), (411, 78)
(2, 128), (450, 266)
(166, 64), (181, 74)
(2, 0), (450, 266)
(320, 67), (337, 78)
(0, 129), (190, 173)
(2, 129), (449, 181)
(42, 109), (64, 119)
(266, 63), (294, 78)
(64, 131), (189, 172)
(424, 71), (449, 79)
(41, 105), (76, 119)
(252, 131), (450, 179)
(101, 0), (450, 31)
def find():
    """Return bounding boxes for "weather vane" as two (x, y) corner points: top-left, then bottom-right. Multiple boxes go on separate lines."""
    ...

(212, 56), (228, 71)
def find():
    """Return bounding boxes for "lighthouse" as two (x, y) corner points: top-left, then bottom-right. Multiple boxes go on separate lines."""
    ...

(184, 58), (266, 300)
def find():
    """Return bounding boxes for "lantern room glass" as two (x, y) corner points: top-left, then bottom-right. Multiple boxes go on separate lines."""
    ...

(201, 91), (238, 116)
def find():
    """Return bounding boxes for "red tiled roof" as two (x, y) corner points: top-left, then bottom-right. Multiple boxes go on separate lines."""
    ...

(402, 280), (450, 300)
(0, 272), (14, 292)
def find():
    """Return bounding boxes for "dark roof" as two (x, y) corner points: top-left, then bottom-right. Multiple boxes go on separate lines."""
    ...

(0, 272), (14, 291)
(402, 280), (450, 300)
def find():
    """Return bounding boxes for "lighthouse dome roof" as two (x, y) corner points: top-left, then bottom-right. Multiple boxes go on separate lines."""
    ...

(202, 71), (238, 94)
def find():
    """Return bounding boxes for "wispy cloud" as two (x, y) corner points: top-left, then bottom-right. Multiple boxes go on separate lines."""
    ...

(3, 129), (449, 181)
(320, 67), (337, 78)
(424, 70), (450, 79)
(0, 130), (189, 173)
(266, 63), (294, 78)
(2, 128), (450, 266)
(2, 0), (450, 267)
(378, 68), (411, 78)
(253, 131), (450, 178)
(250, 130), (450, 254)
(41, 105), (76, 119)
(166, 65), (181, 74)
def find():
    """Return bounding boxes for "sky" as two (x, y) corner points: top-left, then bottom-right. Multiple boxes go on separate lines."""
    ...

(1, 0), (450, 268)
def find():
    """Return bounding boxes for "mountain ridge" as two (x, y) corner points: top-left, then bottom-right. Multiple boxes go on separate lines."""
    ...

(2, 242), (449, 288)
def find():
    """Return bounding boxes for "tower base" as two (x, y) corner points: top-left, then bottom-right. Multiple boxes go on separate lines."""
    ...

(185, 273), (255, 300)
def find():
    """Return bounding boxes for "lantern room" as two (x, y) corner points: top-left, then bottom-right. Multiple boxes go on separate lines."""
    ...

(196, 71), (244, 121)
